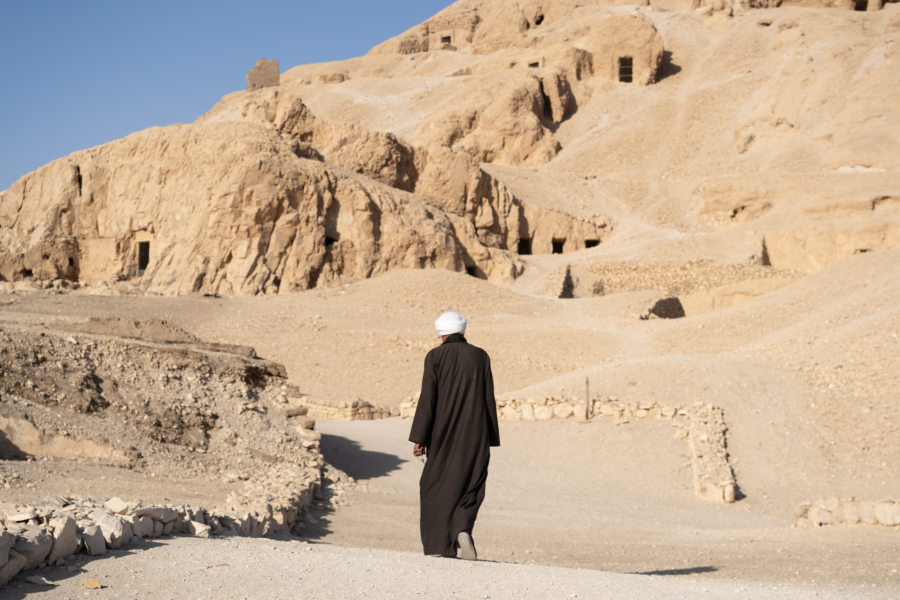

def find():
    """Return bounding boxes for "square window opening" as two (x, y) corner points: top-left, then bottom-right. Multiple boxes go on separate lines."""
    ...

(552, 239), (565, 254)
(517, 238), (533, 255)
(441, 35), (452, 44)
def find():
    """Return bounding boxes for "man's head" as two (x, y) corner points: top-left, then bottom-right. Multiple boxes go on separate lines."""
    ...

(435, 311), (467, 338)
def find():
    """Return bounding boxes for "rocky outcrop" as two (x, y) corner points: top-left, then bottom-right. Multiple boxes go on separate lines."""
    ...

(0, 118), (523, 294)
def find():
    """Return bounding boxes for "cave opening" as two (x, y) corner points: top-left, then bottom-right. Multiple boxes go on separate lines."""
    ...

(517, 238), (533, 255)
(137, 241), (150, 276)
(618, 57), (633, 83)
(552, 238), (565, 254)
(584, 239), (600, 249)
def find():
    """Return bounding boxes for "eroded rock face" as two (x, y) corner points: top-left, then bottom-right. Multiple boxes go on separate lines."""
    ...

(0, 119), (522, 294)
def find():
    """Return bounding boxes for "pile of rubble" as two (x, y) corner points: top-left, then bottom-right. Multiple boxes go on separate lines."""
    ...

(0, 317), (334, 586)
(796, 498), (900, 528)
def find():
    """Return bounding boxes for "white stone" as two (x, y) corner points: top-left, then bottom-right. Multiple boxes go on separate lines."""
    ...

(0, 530), (14, 568)
(104, 497), (129, 515)
(0, 549), (27, 585)
(14, 526), (53, 570)
(553, 403), (574, 419)
(97, 514), (131, 549)
(533, 405), (553, 420)
(151, 519), (164, 538)
(47, 516), (79, 563)
(520, 404), (534, 420)
(81, 525), (106, 556)
(873, 502), (895, 526)
(186, 520), (211, 538)
(841, 501), (861, 525)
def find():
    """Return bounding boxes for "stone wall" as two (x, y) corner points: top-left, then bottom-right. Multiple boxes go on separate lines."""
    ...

(291, 395), (396, 421)
(400, 394), (738, 504)
(246, 58), (279, 91)
(0, 457), (320, 585)
(796, 498), (900, 528)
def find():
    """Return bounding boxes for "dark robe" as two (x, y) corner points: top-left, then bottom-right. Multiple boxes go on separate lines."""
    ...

(409, 333), (500, 557)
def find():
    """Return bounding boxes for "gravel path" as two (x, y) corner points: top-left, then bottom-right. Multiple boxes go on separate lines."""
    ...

(3, 536), (895, 600)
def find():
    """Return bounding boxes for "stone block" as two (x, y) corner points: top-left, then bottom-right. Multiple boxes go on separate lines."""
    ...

(533, 405), (553, 420)
(873, 502), (895, 526)
(600, 404), (616, 416)
(151, 519), (164, 538)
(5, 509), (36, 523)
(858, 501), (877, 524)
(104, 497), (129, 515)
(137, 516), (154, 537)
(47, 516), (78, 563)
(553, 403), (574, 419)
(81, 525), (106, 556)
(500, 406), (520, 420)
(134, 506), (166, 520)
(520, 404), (534, 420)
(0, 549), (27, 585)
(97, 514), (131, 549)
(807, 505), (832, 527)
(573, 402), (588, 419)
(162, 520), (174, 535)
(841, 501), (861, 525)
(14, 526), (53, 570)
(186, 520), (211, 538)
(0, 530), (14, 568)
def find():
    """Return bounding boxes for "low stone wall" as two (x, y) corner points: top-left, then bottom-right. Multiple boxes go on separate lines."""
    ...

(688, 404), (737, 503)
(293, 395), (396, 421)
(796, 498), (900, 528)
(0, 457), (321, 585)
(401, 395), (738, 504)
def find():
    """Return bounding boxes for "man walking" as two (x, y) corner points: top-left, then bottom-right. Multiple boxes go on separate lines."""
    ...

(410, 311), (500, 560)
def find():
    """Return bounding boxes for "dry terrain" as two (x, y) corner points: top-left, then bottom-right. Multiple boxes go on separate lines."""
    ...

(2, 0), (899, 597)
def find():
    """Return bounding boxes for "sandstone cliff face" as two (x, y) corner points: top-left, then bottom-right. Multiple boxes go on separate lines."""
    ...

(0, 121), (521, 295)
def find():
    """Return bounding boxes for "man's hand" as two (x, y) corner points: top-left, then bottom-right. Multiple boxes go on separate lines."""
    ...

(413, 443), (426, 457)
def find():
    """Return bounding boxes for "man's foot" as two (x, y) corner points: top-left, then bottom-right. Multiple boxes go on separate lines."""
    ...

(456, 531), (477, 561)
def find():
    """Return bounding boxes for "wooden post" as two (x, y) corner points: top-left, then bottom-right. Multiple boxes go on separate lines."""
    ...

(584, 377), (591, 420)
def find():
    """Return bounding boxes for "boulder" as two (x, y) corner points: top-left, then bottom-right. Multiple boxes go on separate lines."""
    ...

(97, 514), (131, 549)
(0, 549), (27, 585)
(81, 525), (106, 556)
(553, 403), (574, 419)
(533, 405), (553, 420)
(873, 502), (895, 526)
(104, 497), (129, 515)
(520, 403), (534, 420)
(0, 530), (14, 568)
(47, 516), (79, 563)
(185, 521), (211, 538)
(13, 526), (53, 570)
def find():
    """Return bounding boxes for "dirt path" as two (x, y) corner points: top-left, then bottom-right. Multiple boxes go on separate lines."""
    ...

(307, 419), (900, 591)
(3, 536), (896, 600)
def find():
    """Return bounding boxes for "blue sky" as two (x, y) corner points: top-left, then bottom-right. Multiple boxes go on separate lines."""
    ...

(0, 0), (455, 190)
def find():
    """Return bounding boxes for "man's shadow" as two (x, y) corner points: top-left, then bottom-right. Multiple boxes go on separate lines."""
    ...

(298, 434), (407, 542)
(318, 434), (406, 480)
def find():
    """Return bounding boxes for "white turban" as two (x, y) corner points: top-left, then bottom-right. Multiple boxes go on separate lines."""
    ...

(434, 311), (467, 336)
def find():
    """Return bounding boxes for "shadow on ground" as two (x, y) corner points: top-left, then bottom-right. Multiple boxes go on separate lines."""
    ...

(1, 538), (166, 599)
(635, 566), (719, 576)
(318, 433), (406, 480)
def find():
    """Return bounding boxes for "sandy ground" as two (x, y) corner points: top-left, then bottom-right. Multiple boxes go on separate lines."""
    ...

(2, 254), (898, 595)
(1, 536), (897, 600)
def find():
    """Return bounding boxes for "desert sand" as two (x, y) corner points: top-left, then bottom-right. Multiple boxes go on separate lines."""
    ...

(1, 0), (899, 597)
